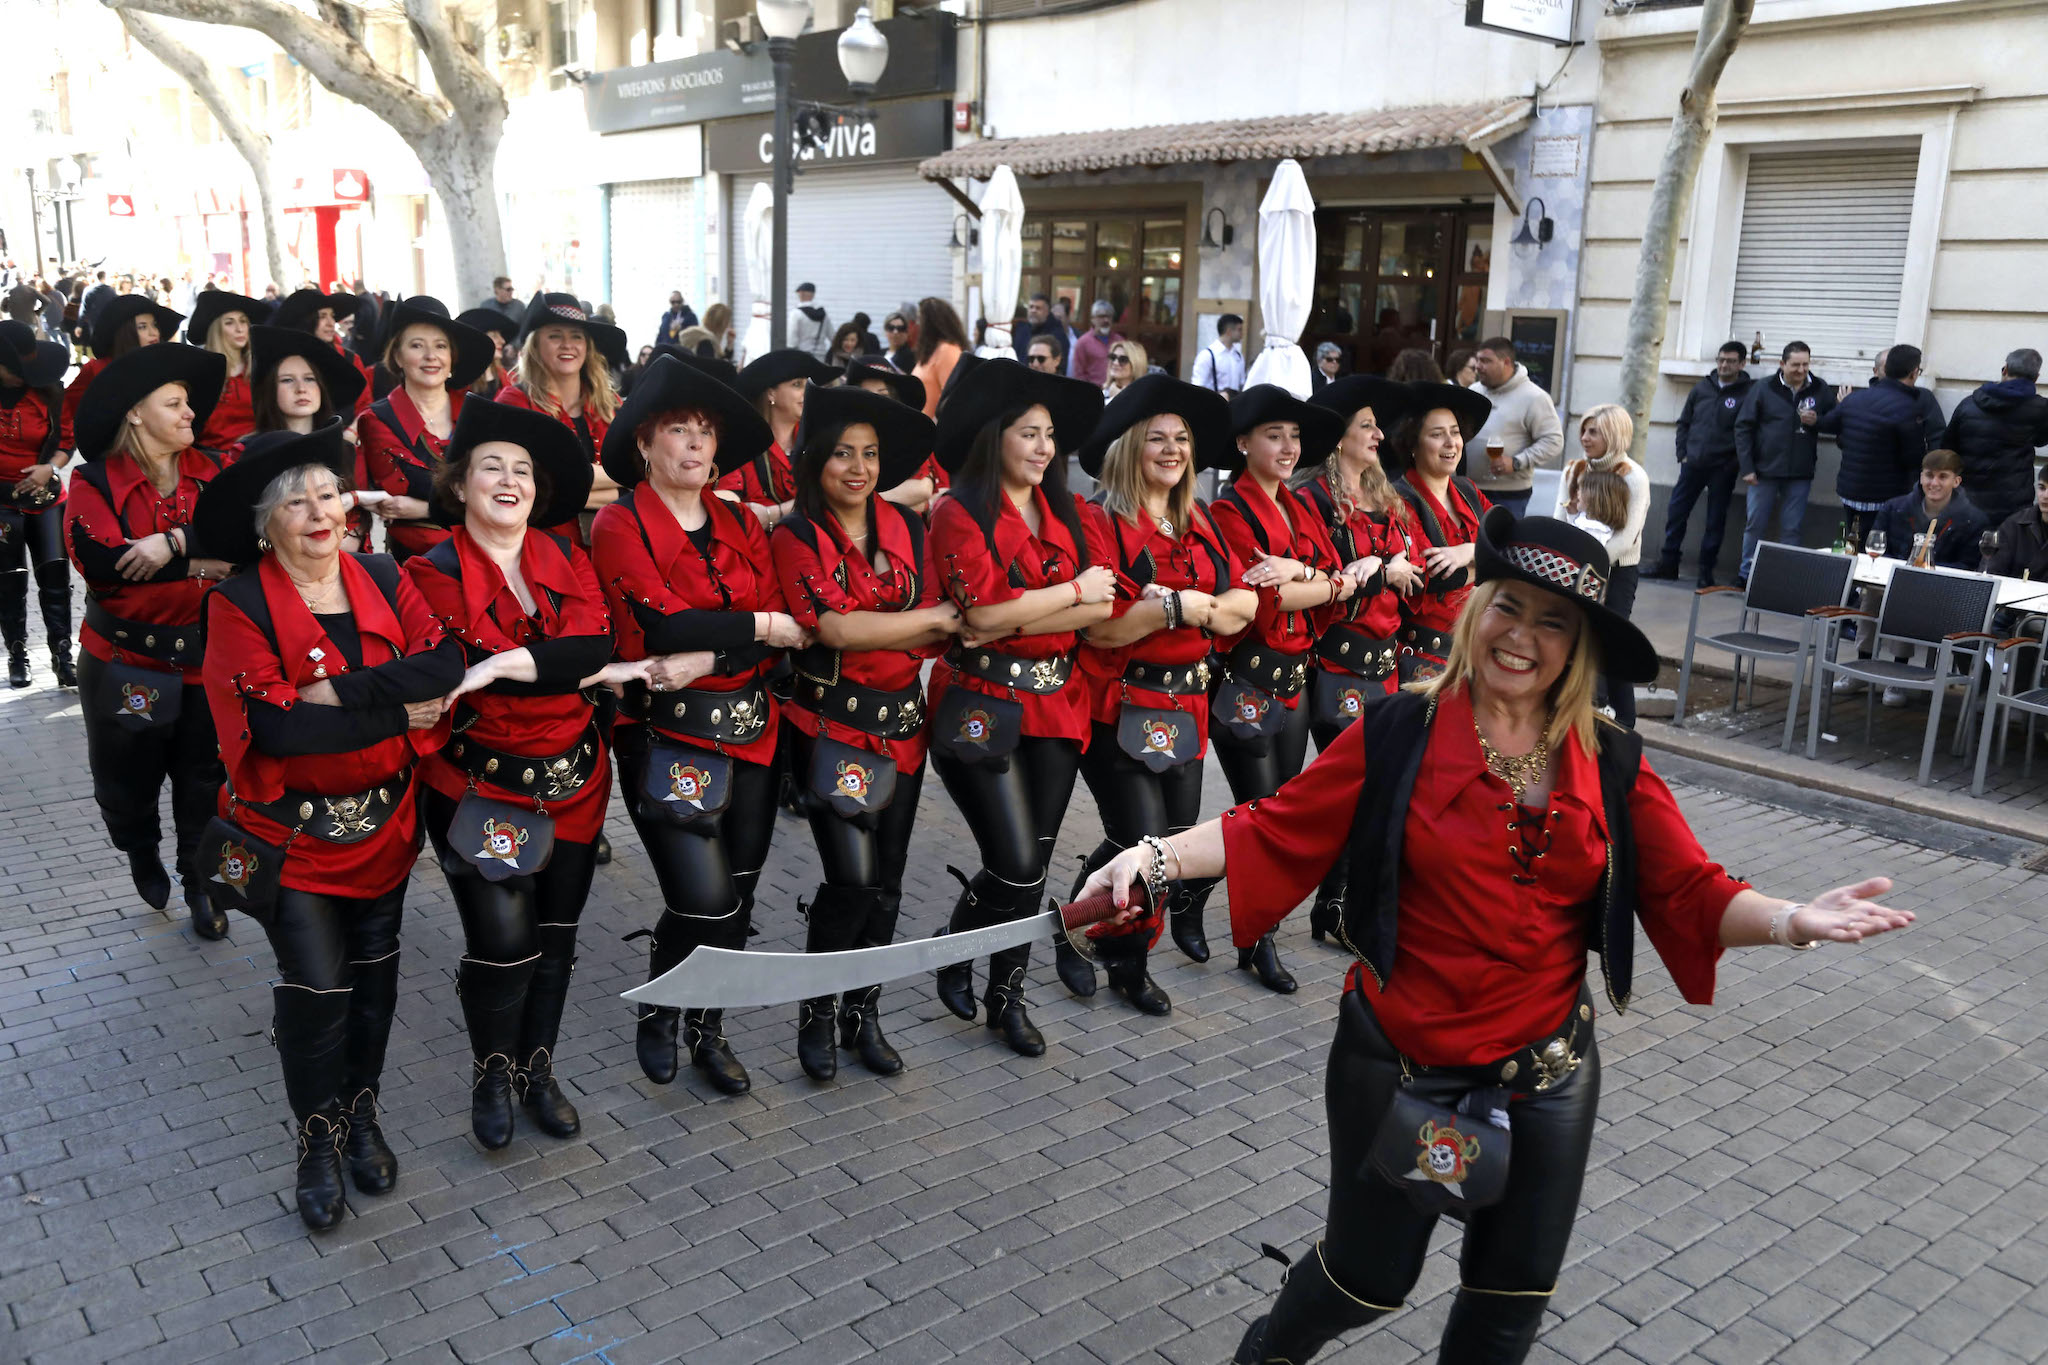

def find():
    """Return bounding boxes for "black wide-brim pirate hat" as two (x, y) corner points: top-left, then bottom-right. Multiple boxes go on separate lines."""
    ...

(519, 293), (629, 370)
(1310, 374), (1415, 436)
(1220, 383), (1348, 474)
(380, 296), (495, 392)
(271, 287), (358, 333)
(184, 291), (272, 347)
(652, 345), (741, 388)
(246, 325), (367, 412)
(455, 308), (517, 345)
(1474, 505), (1661, 685)
(841, 359), (926, 412)
(0, 320), (69, 388)
(192, 420), (355, 565)
(932, 358), (1103, 475)
(432, 396), (596, 529)
(1075, 373), (1232, 479)
(736, 348), (839, 398)
(75, 345), (226, 462)
(92, 294), (185, 358)
(1404, 382), (1493, 441)
(599, 353), (773, 489)
(793, 382), (936, 491)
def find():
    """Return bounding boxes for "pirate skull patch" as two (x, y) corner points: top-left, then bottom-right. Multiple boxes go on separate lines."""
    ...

(1414, 1119), (1483, 1185)
(118, 682), (159, 719)
(475, 817), (530, 866)
(216, 840), (258, 891)
(667, 762), (712, 807)
(834, 759), (874, 804)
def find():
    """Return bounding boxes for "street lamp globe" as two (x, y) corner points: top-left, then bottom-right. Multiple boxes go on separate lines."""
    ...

(837, 7), (890, 94)
(755, 0), (811, 41)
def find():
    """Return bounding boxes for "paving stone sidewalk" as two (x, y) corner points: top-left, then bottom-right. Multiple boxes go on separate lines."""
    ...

(4, 661), (2048, 1365)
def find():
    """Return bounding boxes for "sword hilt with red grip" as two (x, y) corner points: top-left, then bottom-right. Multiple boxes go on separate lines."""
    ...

(1055, 881), (1155, 953)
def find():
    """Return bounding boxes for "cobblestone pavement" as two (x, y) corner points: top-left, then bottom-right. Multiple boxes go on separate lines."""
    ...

(5, 656), (2048, 1365)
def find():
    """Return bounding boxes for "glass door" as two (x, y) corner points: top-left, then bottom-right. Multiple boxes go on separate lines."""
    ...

(1304, 207), (1487, 378)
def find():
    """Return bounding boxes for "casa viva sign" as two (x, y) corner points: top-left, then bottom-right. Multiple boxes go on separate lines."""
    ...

(703, 101), (950, 175)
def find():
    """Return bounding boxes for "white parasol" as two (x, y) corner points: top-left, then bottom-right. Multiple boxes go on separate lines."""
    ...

(739, 181), (773, 368)
(1244, 158), (1317, 398)
(976, 166), (1024, 359)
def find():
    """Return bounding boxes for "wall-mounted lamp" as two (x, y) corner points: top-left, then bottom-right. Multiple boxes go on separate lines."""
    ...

(1511, 197), (1554, 247)
(950, 214), (978, 250)
(1200, 206), (1234, 249)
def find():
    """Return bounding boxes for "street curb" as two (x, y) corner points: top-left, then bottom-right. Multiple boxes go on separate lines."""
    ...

(1638, 718), (2048, 846)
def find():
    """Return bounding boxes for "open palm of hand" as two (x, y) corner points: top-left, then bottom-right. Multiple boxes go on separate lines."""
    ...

(1792, 877), (1915, 944)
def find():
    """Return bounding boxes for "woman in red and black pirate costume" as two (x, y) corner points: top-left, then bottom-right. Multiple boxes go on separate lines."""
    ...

(406, 398), (634, 1150)
(1082, 506), (1914, 1365)
(716, 348), (837, 531)
(271, 288), (375, 419)
(1183, 384), (1356, 996)
(841, 358), (946, 513)
(923, 359), (1109, 1057)
(1293, 375), (1426, 945)
(354, 298), (494, 561)
(1391, 382), (1495, 683)
(192, 423), (462, 1232)
(0, 321), (77, 688)
(769, 383), (959, 1082)
(591, 355), (807, 1097)
(66, 345), (235, 940)
(64, 293), (184, 445)
(1060, 375), (1255, 1015)
(494, 292), (628, 545)
(186, 289), (271, 451)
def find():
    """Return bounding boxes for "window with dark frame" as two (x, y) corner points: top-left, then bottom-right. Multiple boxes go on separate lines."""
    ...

(1018, 212), (1187, 377)
(1303, 205), (1491, 378)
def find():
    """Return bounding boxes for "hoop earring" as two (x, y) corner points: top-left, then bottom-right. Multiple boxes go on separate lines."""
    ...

(707, 462), (719, 482)
(257, 536), (271, 553)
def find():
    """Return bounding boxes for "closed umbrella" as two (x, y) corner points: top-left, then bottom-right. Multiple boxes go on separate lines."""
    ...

(977, 165), (1024, 360)
(739, 181), (773, 369)
(1244, 158), (1316, 398)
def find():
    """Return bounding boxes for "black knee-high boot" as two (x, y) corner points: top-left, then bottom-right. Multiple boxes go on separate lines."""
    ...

(518, 921), (581, 1137)
(632, 909), (689, 1084)
(839, 886), (901, 1076)
(797, 884), (867, 1083)
(980, 875), (1045, 1056)
(1436, 1287), (1549, 1365)
(1098, 933), (1170, 1016)
(1169, 876), (1219, 964)
(0, 569), (28, 688)
(1234, 1243), (1397, 1364)
(34, 560), (72, 689)
(458, 955), (535, 1150)
(933, 866), (982, 1021)
(272, 984), (352, 1231)
(1056, 842), (1116, 996)
(340, 951), (399, 1194)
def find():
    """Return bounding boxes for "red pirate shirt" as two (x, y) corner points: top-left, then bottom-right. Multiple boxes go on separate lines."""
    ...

(715, 439), (796, 507)
(1306, 472), (1421, 644)
(1210, 476), (1346, 706)
(590, 486), (786, 766)
(491, 383), (611, 548)
(198, 371), (255, 452)
(64, 448), (221, 680)
(1221, 685), (1745, 1067)
(926, 487), (1096, 745)
(1078, 502), (1242, 741)
(406, 527), (614, 842)
(359, 387), (464, 558)
(771, 501), (943, 773)
(204, 554), (455, 897)
(1398, 475), (1489, 641)
(0, 386), (68, 504)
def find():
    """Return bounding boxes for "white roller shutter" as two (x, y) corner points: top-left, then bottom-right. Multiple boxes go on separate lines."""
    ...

(727, 164), (954, 345)
(1730, 145), (1919, 370)
(607, 178), (702, 354)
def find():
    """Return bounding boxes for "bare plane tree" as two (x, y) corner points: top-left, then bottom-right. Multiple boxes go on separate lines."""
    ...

(100, 0), (510, 305)
(1617, 0), (1755, 462)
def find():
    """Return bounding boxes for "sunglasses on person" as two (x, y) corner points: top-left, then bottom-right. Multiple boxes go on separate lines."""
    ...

(1109, 352), (1132, 365)
(884, 322), (907, 334)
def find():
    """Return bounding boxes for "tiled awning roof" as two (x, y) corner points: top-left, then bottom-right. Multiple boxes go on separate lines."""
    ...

(919, 98), (1533, 181)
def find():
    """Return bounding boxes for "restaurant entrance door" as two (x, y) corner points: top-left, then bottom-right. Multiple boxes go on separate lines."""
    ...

(1303, 205), (1492, 378)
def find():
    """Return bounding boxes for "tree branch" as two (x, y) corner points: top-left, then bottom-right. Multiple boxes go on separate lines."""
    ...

(118, 9), (288, 288)
(403, 0), (503, 127)
(101, 0), (446, 142)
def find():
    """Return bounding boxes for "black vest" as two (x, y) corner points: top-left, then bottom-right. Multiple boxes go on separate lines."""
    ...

(1339, 689), (1644, 1013)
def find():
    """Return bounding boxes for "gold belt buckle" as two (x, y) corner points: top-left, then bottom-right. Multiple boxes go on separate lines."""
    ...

(1529, 1033), (1581, 1092)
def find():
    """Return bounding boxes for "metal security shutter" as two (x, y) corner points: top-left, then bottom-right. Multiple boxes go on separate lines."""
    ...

(607, 178), (701, 353)
(727, 164), (954, 347)
(1730, 145), (1918, 369)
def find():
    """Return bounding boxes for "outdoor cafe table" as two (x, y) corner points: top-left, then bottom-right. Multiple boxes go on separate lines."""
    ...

(1841, 552), (2048, 612)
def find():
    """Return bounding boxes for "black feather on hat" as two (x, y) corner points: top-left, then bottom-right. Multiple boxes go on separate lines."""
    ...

(433, 397), (595, 529)
(791, 383), (935, 491)
(1474, 505), (1660, 684)
(91, 294), (184, 359)
(380, 297), (495, 392)
(246, 325), (367, 413)
(736, 348), (838, 399)
(599, 354), (772, 489)
(1074, 373), (1231, 479)
(271, 288), (358, 333)
(841, 360), (926, 412)
(184, 291), (272, 347)
(931, 358), (1103, 475)
(1221, 384), (1348, 474)
(191, 420), (354, 565)
(519, 293), (629, 370)
(75, 346), (226, 462)
(0, 320), (69, 388)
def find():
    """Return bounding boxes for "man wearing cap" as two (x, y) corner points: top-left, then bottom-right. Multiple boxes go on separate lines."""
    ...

(791, 283), (832, 363)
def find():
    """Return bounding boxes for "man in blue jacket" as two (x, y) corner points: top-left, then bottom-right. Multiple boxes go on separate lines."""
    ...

(1820, 344), (1933, 549)
(1646, 340), (1752, 585)
(1734, 341), (1839, 584)
(1853, 449), (1992, 707)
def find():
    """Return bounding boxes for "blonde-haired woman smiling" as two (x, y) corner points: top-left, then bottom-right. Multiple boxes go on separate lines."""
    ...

(1552, 402), (1648, 728)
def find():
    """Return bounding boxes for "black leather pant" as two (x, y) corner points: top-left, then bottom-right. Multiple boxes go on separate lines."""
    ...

(615, 725), (780, 981)
(1181, 692), (1314, 931)
(1309, 706), (1357, 927)
(263, 883), (407, 1121)
(76, 653), (222, 885)
(0, 506), (69, 657)
(799, 736), (924, 1006)
(1075, 720), (1205, 952)
(1256, 989), (1602, 1363)
(931, 736), (1081, 980)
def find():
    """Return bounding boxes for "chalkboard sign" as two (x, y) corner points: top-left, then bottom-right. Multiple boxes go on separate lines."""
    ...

(1507, 312), (1564, 397)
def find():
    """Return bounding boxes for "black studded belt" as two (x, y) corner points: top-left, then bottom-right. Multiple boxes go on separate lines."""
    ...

(1122, 658), (1212, 696)
(1316, 627), (1398, 681)
(241, 768), (413, 845)
(948, 646), (1074, 694)
(1224, 639), (1309, 699)
(635, 681), (773, 747)
(1400, 990), (1595, 1093)
(450, 725), (601, 802)
(796, 676), (925, 740)
(86, 600), (204, 668)
(1400, 625), (1453, 659)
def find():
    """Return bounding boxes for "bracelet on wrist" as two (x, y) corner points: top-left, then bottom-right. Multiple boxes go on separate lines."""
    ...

(1071, 578), (1084, 605)
(1770, 902), (1817, 950)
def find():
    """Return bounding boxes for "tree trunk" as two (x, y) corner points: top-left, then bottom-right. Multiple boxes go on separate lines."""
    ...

(416, 121), (508, 309)
(1617, 0), (1755, 462)
(118, 10), (288, 290)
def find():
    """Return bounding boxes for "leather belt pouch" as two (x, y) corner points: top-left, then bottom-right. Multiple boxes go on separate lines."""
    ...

(199, 814), (284, 926)
(930, 681), (1023, 770)
(804, 734), (898, 827)
(101, 657), (182, 732)
(446, 792), (555, 881)
(1312, 669), (1379, 730)
(640, 736), (733, 832)
(1117, 706), (1201, 772)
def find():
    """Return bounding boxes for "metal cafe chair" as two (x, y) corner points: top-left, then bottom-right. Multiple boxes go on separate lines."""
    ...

(1972, 629), (2048, 796)
(1674, 542), (1855, 751)
(1805, 565), (2001, 786)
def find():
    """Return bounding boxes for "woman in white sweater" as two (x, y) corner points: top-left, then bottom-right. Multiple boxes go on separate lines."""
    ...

(1553, 402), (1650, 726)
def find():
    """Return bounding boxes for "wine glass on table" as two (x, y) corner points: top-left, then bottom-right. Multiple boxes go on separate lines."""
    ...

(1980, 527), (2001, 569)
(1865, 529), (1886, 562)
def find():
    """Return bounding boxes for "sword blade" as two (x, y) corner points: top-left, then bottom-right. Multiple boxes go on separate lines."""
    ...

(620, 910), (1062, 1009)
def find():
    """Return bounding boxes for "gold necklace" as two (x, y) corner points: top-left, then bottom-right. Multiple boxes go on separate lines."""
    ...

(1475, 714), (1551, 803)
